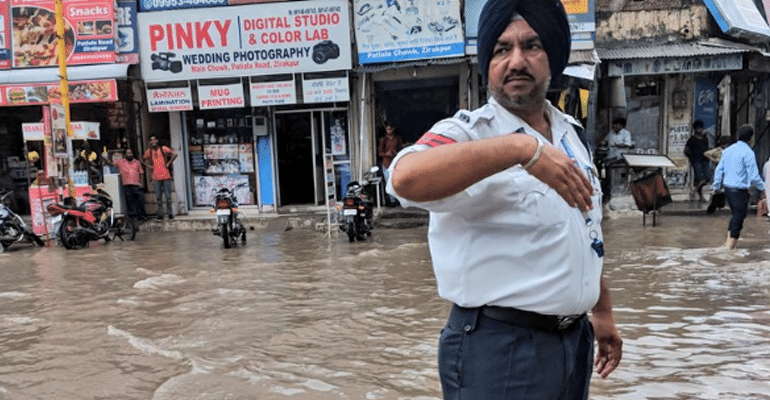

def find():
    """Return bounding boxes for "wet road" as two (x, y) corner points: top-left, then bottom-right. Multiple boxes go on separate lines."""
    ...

(0, 212), (769, 399)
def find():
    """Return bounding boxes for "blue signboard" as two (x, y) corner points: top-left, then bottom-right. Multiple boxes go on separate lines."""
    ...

(694, 78), (719, 148)
(353, 0), (465, 64)
(140, 0), (227, 12)
(117, 0), (140, 63)
(703, 0), (770, 40)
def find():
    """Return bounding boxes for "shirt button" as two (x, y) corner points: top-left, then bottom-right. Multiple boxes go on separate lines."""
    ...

(464, 325), (472, 332)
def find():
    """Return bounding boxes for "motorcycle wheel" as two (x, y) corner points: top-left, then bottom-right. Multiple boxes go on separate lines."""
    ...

(24, 229), (45, 247)
(111, 217), (137, 241)
(59, 217), (88, 250)
(240, 227), (246, 245)
(0, 242), (5, 253)
(222, 223), (231, 249)
(347, 222), (356, 242)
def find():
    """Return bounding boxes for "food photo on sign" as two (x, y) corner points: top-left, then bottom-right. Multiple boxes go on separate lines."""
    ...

(10, 0), (116, 68)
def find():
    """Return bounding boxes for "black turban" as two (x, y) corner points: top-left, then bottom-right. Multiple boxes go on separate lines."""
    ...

(477, 0), (571, 85)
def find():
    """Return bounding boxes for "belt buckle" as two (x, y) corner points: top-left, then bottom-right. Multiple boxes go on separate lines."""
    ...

(556, 315), (578, 330)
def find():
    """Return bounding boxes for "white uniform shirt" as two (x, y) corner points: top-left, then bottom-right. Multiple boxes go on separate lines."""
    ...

(386, 98), (604, 316)
(606, 128), (632, 160)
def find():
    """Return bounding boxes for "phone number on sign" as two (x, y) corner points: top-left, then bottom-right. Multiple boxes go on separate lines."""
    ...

(141, 0), (226, 11)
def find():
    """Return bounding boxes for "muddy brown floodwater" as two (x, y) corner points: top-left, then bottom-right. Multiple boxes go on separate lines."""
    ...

(0, 212), (769, 399)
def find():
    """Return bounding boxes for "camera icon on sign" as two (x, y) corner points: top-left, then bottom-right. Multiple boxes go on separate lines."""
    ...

(312, 41), (340, 64)
(151, 52), (183, 73)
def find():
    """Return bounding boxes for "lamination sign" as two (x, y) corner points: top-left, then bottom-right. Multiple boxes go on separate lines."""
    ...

(138, 0), (351, 82)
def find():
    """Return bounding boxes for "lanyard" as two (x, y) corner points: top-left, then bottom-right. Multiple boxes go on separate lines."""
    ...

(560, 136), (604, 258)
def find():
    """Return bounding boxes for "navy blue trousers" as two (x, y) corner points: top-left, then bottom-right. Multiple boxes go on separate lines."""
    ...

(438, 305), (594, 400)
(724, 187), (750, 239)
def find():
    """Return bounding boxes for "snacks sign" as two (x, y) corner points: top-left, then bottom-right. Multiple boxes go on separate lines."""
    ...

(137, 0), (351, 82)
(10, 0), (115, 68)
(0, 79), (117, 106)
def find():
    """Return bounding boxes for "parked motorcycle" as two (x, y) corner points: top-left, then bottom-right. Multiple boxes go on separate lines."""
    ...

(339, 167), (379, 242)
(47, 188), (136, 250)
(211, 183), (247, 248)
(0, 191), (45, 253)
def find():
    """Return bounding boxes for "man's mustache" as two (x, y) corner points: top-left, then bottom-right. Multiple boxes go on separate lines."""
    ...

(503, 70), (535, 82)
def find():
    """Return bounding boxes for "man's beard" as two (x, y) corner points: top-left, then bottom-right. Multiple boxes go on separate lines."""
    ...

(126, 156), (134, 161)
(489, 76), (549, 111)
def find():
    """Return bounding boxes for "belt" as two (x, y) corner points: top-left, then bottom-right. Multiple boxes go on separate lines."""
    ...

(480, 306), (585, 332)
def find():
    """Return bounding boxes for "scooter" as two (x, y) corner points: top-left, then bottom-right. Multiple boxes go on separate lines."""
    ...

(211, 183), (247, 248)
(0, 191), (45, 253)
(47, 188), (136, 250)
(339, 167), (379, 242)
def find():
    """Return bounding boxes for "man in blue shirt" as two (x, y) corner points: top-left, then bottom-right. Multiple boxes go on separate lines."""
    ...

(713, 124), (765, 249)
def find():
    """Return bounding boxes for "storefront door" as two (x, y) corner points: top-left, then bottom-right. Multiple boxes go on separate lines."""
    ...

(274, 109), (350, 206)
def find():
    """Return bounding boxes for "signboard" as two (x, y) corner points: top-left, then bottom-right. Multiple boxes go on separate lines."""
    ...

(703, 0), (770, 40)
(0, 0), (10, 69)
(197, 82), (245, 109)
(116, 0), (139, 64)
(107, 102), (128, 129)
(693, 78), (719, 147)
(139, 0), (227, 12)
(22, 121), (44, 140)
(0, 79), (117, 106)
(50, 104), (67, 154)
(302, 75), (349, 103)
(138, 0), (352, 82)
(146, 86), (193, 112)
(10, 0), (115, 68)
(250, 79), (296, 106)
(607, 54), (743, 77)
(353, 0), (464, 64)
(464, 0), (595, 53)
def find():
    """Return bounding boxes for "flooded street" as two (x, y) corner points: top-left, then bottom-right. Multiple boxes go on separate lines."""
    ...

(1, 212), (769, 399)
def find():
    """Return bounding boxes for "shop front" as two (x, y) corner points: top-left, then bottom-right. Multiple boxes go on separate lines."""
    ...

(137, 0), (353, 213)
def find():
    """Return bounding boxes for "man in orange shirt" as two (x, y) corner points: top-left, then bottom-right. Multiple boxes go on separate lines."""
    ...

(143, 135), (177, 222)
(105, 148), (146, 221)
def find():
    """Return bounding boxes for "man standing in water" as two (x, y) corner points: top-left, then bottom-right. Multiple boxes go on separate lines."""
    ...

(143, 135), (177, 222)
(386, 0), (622, 398)
(712, 124), (764, 249)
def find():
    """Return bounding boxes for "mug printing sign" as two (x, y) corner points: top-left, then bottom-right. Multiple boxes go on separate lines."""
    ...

(197, 82), (245, 110)
(137, 0), (351, 82)
(10, 0), (115, 68)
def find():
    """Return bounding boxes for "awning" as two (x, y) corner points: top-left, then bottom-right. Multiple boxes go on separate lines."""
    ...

(597, 38), (767, 60)
(598, 39), (770, 77)
(702, 0), (770, 41)
(0, 63), (131, 85)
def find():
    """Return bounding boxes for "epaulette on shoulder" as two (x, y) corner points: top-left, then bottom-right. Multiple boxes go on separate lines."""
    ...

(452, 107), (493, 128)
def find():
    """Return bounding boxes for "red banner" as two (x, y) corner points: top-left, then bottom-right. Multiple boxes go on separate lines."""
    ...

(11, 0), (115, 68)
(0, 0), (10, 69)
(0, 79), (117, 105)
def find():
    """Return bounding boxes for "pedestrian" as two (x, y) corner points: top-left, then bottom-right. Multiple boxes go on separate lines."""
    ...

(712, 124), (765, 249)
(684, 120), (712, 202)
(377, 122), (403, 206)
(386, 0), (622, 398)
(74, 141), (102, 186)
(763, 157), (770, 218)
(603, 117), (633, 164)
(143, 135), (177, 222)
(104, 148), (146, 221)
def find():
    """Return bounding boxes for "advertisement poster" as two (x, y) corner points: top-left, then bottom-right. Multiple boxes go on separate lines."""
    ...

(10, 0), (115, 68)
(197, 83), (245, 110)
(694, 78), (719, 147)
(353, 0), (464, 64)
(0, 0), (10, 69)
(193, 174), (251, 207)
(147, 86), (193, 112)
(116, 0), (139, 64)
(250, 79), (296, 106)
(302, 75), (349, 103)
(50, 106), (67, 155)
(464, 0), (595, 53)
(239, 144), (254, 173)
(137, 0), (351, 82)
(22, 121), (44, 140)
(1, 79), (117, 106)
